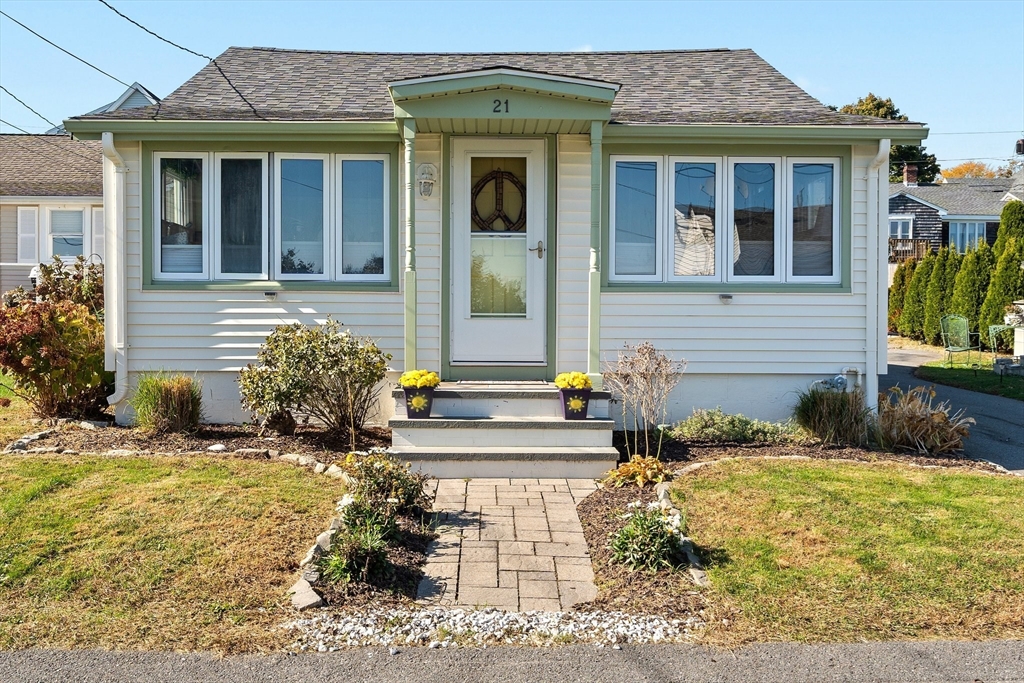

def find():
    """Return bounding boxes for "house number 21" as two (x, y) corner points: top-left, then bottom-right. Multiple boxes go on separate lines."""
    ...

(493, 99), (509, 113)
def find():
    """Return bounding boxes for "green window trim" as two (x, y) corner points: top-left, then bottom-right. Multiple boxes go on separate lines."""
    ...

(141, 140), (401, 291)
(601, 143), (853, 293)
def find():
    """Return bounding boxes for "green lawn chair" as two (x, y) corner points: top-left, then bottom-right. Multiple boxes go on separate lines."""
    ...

(939, 314), (981, 367)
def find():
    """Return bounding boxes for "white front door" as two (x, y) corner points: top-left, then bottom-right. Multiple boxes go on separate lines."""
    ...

(451, 137), (547, 365)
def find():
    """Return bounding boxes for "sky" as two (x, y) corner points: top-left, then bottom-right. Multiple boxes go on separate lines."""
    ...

(1, 0), (1022, 171)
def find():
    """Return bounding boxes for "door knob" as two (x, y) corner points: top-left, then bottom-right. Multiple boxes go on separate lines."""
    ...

(528, 240), (544, 259)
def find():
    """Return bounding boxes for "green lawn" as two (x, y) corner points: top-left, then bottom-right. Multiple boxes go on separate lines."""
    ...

(675, 458), (1024, 644)
(0, 455), (345, 652)
(916, 357), (1024, 401)
(0, 374), (34, 447)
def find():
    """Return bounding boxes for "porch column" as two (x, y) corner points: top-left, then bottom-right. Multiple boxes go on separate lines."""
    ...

(402, 119), (417, 371)
(587, 122), (603, 388)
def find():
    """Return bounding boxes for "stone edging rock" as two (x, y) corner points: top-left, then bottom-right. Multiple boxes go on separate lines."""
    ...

(672, 453), (1021, 477)
(652, 481), (709, 587)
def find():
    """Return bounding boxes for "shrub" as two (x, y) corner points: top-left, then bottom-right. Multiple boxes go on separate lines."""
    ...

(129, 373), (204, 433)
(899, 250), (935, 340)
(603, 341), (686, 458)
(992, 200), (1024, 260)
(339, 450), (430, 514)
(238, 318), (391, 448)
(979, 237), (1024, 350)
(602, 455), (673, 489)
(888, 258), (915, 333)
(319, 522), (391, 584)
(875, 385), (975, 454)
(34, 255), (104, 316)
(950, 246), (987, 335)
(609, 504), (684, 572)
(792, 387), (870, 446)
(0, 301), (111, 418)
(923, 247), (950, 345)
(672, 406), (796, 444)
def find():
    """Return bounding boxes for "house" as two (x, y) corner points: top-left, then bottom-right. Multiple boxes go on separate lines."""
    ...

(0, 84), (159, 293)
(888, 163), (1020, 264)
(64, 48), (925, 474)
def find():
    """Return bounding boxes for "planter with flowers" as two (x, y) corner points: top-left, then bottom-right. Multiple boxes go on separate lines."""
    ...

(554, 371), (592, 420)
(399, 369), (441, 419)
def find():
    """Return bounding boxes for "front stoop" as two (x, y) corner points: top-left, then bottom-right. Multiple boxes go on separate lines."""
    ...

(389, 384), (617, 478)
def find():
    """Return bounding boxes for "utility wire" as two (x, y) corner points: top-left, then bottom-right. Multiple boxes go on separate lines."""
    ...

(0, 118), (104, 165)
(0, 85), (59, 129)
(929, 131), (1022, 136)
(96, 0), (213, 61)
(0, 10), (130, 87)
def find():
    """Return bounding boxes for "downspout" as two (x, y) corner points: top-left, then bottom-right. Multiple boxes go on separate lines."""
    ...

(101, 132), (129, 406)
(865, 138), (890, 412)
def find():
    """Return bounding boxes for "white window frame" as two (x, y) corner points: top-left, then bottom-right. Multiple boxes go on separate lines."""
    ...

(214, 152), (269, 281)
(889, 215), (913, 239)
(334, 154), (391, 283)
(16, 206), (39, 264)
(666, 156), (724, 282)
(726, 157), (783, 283)
(273, 153), (332, 281)
(609, 155), (665, 282)
(153, 151), (211, 281)
(948, 221), (985, 253)
(44, 206), (88, 262)
(786, 157), (841, 284)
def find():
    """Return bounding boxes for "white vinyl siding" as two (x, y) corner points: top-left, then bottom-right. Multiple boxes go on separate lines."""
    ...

(17, 206), (38, 263)
(555, 135), (591, 372)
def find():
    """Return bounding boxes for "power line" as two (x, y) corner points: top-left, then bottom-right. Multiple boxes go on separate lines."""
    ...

(0, 10), (130, 87)
(0, 118), (103, 166)
(96, 0), (212, 61)
(0, 85), (59, 129)
(929, 131), (1023, 136)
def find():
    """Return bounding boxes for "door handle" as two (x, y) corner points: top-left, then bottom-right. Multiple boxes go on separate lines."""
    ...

(528, 240), (544, 259)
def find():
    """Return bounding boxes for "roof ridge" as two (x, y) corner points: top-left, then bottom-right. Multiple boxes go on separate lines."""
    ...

(229, 46), (742, 56)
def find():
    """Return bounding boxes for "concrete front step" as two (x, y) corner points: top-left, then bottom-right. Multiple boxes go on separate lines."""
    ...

(390, 446), (620, 479)
(392, 387), (611, 419)
(390, 416), (614, 449)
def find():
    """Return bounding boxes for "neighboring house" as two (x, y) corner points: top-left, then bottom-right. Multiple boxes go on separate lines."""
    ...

(65, 47), (924, 471)
(0, 134), (104, 293)
(888, 164), (1020, 262)
(0, 83), (159, 293)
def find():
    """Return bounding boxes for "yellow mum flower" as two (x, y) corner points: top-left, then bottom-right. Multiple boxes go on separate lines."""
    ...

(555, 371), (592, 390)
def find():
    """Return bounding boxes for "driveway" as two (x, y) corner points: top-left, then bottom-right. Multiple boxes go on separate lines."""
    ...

(880, 345), (1024, 473)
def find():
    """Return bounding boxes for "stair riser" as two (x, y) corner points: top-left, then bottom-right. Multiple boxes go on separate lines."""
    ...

(392, 427), (612, 449)
(393, 397), (610, 419)
(405, 458), (617, 479)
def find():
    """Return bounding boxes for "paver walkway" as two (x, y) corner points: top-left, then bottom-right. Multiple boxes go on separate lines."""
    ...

(417, 478), (599, 611)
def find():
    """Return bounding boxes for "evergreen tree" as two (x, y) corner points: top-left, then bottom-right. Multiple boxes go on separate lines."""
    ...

(900, 250), (935, 340)
(837, 94), (940, 182)
(943, 248), (961, 314)
(888, 259), (915, 333)
(979, 237), (1024, 349)
(993, 201), (1024, 259)
(923, 247), (949, 345)
(950, 247), (984, 333)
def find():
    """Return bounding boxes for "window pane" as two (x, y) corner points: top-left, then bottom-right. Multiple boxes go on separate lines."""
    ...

(673, 162), (716, 276)
(160, 158), (203, 273)
(791, 163), (834, 277)
(220, 158), (263, 274)
(470, 235), (526, 316)
(52, 236), (83, 258)
(341, 160), (385, 275)
(889, 220), (899, 238)
(732, 163), (775, 276)
(50, 210), (83, 235)
(280, 158), (324, 275)
(614, 161), (657, 276)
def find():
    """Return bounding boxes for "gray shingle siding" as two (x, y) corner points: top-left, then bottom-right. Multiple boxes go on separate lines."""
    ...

(889, 195), (942, 250)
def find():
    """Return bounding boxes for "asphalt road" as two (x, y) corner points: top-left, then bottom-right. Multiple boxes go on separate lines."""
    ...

(2, 641), (1023, 683)
(880, 346), (1024, 472)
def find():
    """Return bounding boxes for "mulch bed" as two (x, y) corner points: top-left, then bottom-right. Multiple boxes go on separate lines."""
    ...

(14, 422), (391, 463)
(316, 511), (437, 610)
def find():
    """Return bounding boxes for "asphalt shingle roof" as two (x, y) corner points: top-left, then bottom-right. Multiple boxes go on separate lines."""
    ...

(890, 178), (1013, 217)
(0, 135), (102, 197)
(71, 47), (923, 127)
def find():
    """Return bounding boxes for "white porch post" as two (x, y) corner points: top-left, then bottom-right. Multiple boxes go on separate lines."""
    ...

(587, 121), (603, 388)
(402, 119), (417, 371)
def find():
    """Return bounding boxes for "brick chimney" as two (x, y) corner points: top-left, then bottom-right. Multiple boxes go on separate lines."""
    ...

(903, 163), (918, 187)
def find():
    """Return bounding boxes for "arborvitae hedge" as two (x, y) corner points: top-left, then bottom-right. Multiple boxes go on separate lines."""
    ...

(923, 247), (950, 345)
(979, 237), (1024, 349)
(900, 250), (935, 340)
(943, 248), (961, 312)
(888, 259), (915, 333)
(993, 201), (1024, 260)
(950, 247), (985, 334)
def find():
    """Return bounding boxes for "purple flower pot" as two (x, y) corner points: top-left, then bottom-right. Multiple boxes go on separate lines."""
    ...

(404, 386), (435, 419)
(559, 388), (591, 420)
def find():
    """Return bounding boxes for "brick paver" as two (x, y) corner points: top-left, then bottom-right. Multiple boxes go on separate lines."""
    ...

(417, 478), (599, 611)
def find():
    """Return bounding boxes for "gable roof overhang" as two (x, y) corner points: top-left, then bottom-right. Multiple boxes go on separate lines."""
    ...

(388, 67), (620, 134)
(889, 190), (947, 214)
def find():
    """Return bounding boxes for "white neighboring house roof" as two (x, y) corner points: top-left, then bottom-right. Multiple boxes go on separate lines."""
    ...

(47, 83), (159, 134)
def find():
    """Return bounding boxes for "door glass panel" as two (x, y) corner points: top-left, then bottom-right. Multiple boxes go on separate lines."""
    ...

(469, 156), (528, 317)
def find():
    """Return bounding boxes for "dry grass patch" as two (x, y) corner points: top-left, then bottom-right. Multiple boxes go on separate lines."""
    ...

(675, 458), (1024, 644)
(0, 377), (34, 448)
(0, 454), (345, 653)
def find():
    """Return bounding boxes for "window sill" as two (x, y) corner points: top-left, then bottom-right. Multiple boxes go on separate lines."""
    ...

(602, 281), (850, 294)
(143, 280), (399, 293)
